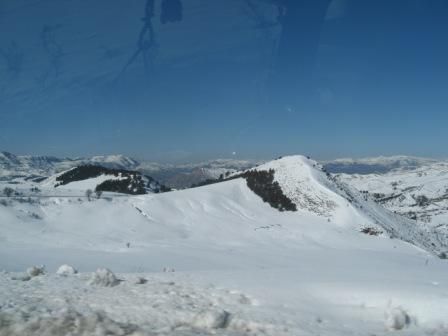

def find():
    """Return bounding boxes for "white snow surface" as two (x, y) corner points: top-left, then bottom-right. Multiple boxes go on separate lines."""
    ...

(1, 155), (448, 335)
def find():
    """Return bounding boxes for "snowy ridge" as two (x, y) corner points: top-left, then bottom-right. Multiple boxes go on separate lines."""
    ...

(249, 155), (448, 255)
(255, 156), (339, 216)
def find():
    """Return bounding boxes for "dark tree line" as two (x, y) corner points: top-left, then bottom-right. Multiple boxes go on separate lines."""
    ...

(191, 168), (297, 212)
(55, 165), (143, 186)
(55, 165), (170, 195)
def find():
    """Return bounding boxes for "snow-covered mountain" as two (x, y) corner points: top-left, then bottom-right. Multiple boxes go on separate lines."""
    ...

(0, 151), (65, 179)
(2, 155), (446, 253)
(243, 156), (447, 255)
(0, 151), (139, 180)
(324, 155), (439, 174)
(41, 165), (168, 195)
(338, 159), (448, 240)
(1, 155), (448, 335)
(0, 151), (258, 188)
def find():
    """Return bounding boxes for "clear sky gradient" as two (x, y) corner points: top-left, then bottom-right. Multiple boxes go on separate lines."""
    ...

(0, 0), (447, 162)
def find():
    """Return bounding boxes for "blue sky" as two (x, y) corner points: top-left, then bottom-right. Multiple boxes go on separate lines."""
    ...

(0, 0), (447, 162)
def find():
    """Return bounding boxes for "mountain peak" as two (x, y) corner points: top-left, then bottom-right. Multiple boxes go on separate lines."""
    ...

(247, 155), (339, 217)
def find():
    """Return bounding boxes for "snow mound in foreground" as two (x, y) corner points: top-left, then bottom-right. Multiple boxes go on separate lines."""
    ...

(56, 264), (78, 276)
(385, 307), (412, 330)
(27, 265), (45, 277)
(191, 310), (232, 329)
(0, 310), (141, 336)
(10, 265), (45, 282)
(89, 268), (119, 287)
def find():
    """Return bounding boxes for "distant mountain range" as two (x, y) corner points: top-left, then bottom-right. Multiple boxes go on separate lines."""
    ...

(0, 151), (259, 188)
(3, 151), (448, 188)
(0, 151), (139, 179)
(336, 160), (448, 235)
(321, 156), (448, 235)
(323, 155), (442, 174)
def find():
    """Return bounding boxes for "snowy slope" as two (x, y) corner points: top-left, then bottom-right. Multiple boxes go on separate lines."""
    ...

(0, 170), (368, 252)
(338, 160), (448, 241)
(1, 155), (448, 335)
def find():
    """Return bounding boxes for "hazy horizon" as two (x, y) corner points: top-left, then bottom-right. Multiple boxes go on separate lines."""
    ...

(1, 0), (447, 160)
(2, 148), (447, 165)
